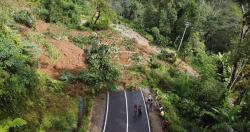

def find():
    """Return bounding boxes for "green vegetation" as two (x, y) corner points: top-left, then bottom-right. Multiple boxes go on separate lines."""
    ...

(1, 0), (250, 131)
(0, 118), (27, 132)
(77, 38), (120, 94)
(0, 3), (78, 131)
(86, 0), (114, 30)
(27, 33), (60, 62)
(122, 38), (136, 51)
(158, 49), (177, 64)
(121, 1), (250, 130)
(69, 34), (98, 49)
(81, 97), (94, 132)
(35, 0), (81, 28)
(14, 10), (35, 28)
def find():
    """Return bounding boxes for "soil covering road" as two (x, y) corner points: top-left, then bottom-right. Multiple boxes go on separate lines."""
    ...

(103, 91), (150, 132)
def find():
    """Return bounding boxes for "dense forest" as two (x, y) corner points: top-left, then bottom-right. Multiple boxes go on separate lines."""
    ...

(0, 0), (250, 131)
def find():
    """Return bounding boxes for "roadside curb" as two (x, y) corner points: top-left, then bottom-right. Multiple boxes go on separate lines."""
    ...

(140, 88), (152, 132)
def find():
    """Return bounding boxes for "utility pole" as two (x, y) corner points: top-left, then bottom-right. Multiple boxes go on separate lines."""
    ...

(177, 21), (191, 52)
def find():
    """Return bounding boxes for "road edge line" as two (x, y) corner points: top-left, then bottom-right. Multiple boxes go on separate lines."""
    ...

(140, 88), (151, 132)
(124, 90), (129, 132)
(102, 92), (109, 132)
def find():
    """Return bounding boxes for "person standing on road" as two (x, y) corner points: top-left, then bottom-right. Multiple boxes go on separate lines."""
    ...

(147, 94), (153, 111)
(162, 120), (169, 132)
(134, 104), (138, 116)
(138, 105), (142, 116)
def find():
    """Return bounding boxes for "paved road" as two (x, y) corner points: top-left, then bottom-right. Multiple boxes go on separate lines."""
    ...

(103, 90), (151, 132)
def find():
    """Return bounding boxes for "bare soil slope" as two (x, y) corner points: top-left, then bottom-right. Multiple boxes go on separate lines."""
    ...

(113, 24), (199, 77)
(32, 20), (86, 79)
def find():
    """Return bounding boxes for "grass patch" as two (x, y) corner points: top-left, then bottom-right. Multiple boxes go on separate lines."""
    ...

(122, 38), (136, 51)
(69, 35), (97, 49)
(80, 97), (94, 132)
(27, 32), (60, 62)
(13, 10), (35, 28)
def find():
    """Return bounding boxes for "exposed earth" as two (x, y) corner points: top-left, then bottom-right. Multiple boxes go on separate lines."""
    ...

(20, 20), (199, 132)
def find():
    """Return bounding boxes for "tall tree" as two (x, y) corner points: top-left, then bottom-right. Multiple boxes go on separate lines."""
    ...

(227, 0), (250, 90)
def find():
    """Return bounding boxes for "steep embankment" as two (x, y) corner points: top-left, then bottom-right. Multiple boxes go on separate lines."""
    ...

(21, 20), (198, 80)
(20, 20), (86, 79)
(113, 24), (199, 77)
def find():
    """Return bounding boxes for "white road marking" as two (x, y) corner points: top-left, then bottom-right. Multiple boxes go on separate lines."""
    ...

(103, 92), (109, 132)
(140, 88), (151, 132)
(124, 90), (129, 132)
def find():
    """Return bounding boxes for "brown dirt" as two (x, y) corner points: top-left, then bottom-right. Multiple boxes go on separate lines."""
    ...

(66, 83), (88, 96)
(36, 20), (50, 33)
(119, 69), (145, 89)
(19, 20), (86, 79)
(19, 20), (198, 131)
(118, 47), (133, 66)
(98, 29), (123, 45)
(71, 30), (92, 37)
(119, 51), (130, 65)
(177, 60), (199, 77)
(113, 24), (157, 56)
(39, 39), (86, 79)
(114, 24), (199, 77)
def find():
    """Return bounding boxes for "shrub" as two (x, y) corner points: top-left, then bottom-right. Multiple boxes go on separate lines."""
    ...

(59, 71), (74, 82)
(210, 123), (233, 131)
(39, 107), (77, 132)
(22, 41), (42, 58)
(131, 54), (144, 63)
(0, 118), (27, 132)
(0, 29), (41, 122)
(80, 97), (94, 132)
(37, 0), (81, 28)
(77, 39), (120, 92)
(14, 10), (35, 28)
(69, 35), (97, 49)
(86, 0), (112, 30)
(158, 49), (177, 63)
(191, 50), (217, 79)
(193, 78), (225, 108)
(149, 57), (162, 69)
(151, 27), (170, 46)
(27, 33), (60, 62)
(175, 99), (201, 120)
(122, 38), (136, 51)
(168, 124), (187, 132)
(86, 20), (109, 30)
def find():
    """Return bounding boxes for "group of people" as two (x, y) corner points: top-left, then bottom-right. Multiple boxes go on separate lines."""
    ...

(147, 92), (169, 132)
(131, 91), (169, 131)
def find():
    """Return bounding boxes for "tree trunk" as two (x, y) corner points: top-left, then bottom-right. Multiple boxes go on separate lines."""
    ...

(227, 62), (238, 88)
(227, 2), (247, 89)
(94, 10), (101, 24)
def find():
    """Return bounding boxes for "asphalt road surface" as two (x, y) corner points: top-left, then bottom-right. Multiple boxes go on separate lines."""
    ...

(103, 90), (151, 132)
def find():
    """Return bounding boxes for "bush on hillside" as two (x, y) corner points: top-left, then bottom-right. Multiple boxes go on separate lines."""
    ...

(151, 27), (170, 47)
(37, 0), (81, 28)
(86, 20), (109, 30)
(77, 39), (120, 92)
(14, 10), (35, 28)
(158, 49), (177, 63)
(69, 35), (98, 49)
(0, 118), (27, 132)
(122, 38), (136, 51)
(0, 32), (40, 118)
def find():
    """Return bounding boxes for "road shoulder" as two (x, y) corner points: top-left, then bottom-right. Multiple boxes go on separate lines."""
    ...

(142, 89), (164, 132)
(88, 94), (106, 132)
